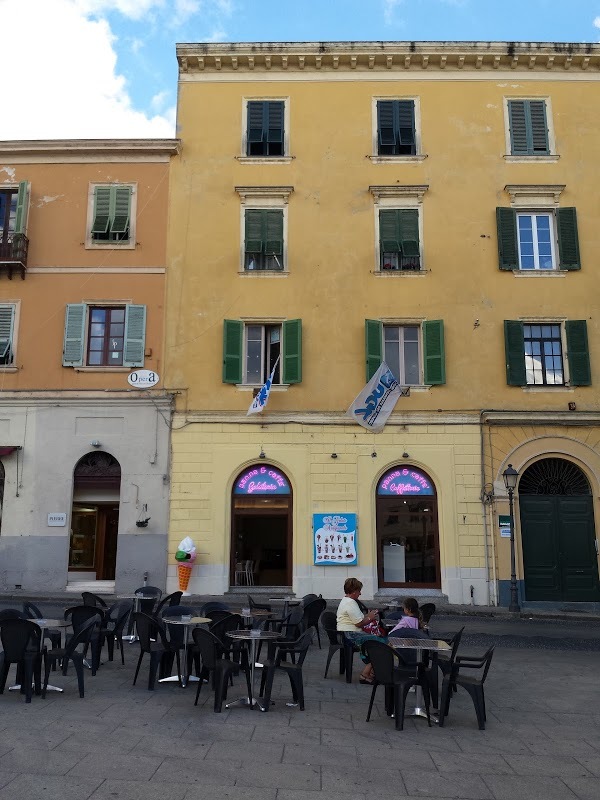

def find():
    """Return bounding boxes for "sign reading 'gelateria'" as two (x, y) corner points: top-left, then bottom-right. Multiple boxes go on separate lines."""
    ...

(234, 465), (290, 495)
(377, 467), (435, 496)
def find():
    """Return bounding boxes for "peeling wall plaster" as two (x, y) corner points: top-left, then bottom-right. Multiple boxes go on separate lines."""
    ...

(0, 167), (16, 181)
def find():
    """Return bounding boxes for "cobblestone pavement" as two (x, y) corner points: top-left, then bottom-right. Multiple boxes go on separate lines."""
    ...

(0, 613), (598, 799)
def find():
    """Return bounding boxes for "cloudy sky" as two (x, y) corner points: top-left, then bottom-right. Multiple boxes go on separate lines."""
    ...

(3, 0), (600, 140)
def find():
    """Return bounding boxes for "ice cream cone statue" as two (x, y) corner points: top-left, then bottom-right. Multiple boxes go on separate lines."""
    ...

(175, 537), (196, 595)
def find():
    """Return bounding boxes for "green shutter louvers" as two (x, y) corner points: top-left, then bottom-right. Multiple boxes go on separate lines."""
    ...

(123, 305), (146, 367)
(63, 304), (86, 367)
(557, 208), (581, 270)
(423, 320), (446, 385)
(365, 319), (383, 382)
(14, 181), (29, 235)
(282, 319), (302, 384)
(566, 321), (591, 386)
(497, 207), (519, 270)
(223, 320), (243, 383)
(504, 321), (526, 385)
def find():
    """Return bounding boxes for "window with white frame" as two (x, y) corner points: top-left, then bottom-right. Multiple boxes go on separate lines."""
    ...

(524, 323), (564, 384)
(517, 212), (555, 270)
(507, 99), (551, 156)
(245, 324), (281, 384)
(365, 318), (445, 386)
(223, 318), (302, 386)
(87, 184), (136, 249)
(384, 325), (421, 385)
(63, 303), (146, 368)
(0, 304), (16, 366)
(236, 186), (293, 273)
(370, 186), (428, 274)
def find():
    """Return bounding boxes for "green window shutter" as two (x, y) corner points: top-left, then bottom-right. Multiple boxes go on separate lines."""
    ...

(0, 305), (15, 363)
(247, 101), (265, 146)
(123, 305), (146, 367)
(423, 320), (446, 385)
(63, 304), (86, 367)
(365, 319), (383, 382)
(529, 100), (549, 154)
(245, 209), (264, 253)
(377, 101), (396, 148)
(496, 207), (519, 270)
(267, 101), (284, 144)
(282, 319), (302, 384)
(264, 209), (283, 256)
(397, 100), (416, 149)
(14, 181), (29, 235)
(110, 186), (131, 235)
(379, 209), (401, 253)
(557, 207), (581, 271)
(566, 320), (591, 386)
(508, 100), (529, 155)
(91, 186), (112, 234)
(504, 321), (526, 385)
(223, 319), (243, 383)
(398, 208), (420, 254)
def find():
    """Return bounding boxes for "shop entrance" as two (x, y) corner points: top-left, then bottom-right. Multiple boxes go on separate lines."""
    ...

(376, 466), (440, 589)
(520, 458), (600, 602)
(230, 464), (292, 587)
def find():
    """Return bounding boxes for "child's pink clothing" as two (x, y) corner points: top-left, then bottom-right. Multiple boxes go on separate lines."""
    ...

(390, 616), (419, 634)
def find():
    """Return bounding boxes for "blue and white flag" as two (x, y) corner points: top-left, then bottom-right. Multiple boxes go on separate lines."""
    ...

(247, 357), (280, 416)
(347, 362), (405, 432)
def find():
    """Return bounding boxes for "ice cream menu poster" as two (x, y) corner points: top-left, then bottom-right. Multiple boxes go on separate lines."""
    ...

(313, 514), (357, 566)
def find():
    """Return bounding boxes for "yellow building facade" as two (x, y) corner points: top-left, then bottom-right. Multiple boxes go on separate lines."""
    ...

(165, 42), (600, 606)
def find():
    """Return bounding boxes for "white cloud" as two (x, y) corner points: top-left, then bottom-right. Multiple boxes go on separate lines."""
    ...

(383, 0), (404, 26)
(594, 16), (600, 29)
(0, 0), (174, 139)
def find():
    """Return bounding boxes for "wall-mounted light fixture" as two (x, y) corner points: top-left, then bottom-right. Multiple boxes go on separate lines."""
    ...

(481, 483), (495, 505)
(259, 448), (266, 459)
(371, 452), (377, 458)
(402, 452), (410, 459)
(136, 503), (151, 528)
(331, 453), (338, 459)
(90, 440), (102, 448)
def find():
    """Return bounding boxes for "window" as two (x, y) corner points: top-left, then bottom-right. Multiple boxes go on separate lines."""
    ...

(0, 305), (16, 366)
(246, 100), (285, 157)
(497, 206), (580, 271)
(63, 304), (146, 368)
(507, 99), (550, 156)
(365, 319), (445, 386)
(0, 182), (29, 261)
(377, 100), (416, 156)
(244, 209), (284, 271)
(0, 189), (17, 244)
(504, 320), (590, 387)
(88, 184), (135, 248)
(223, 319), (302, 385)
(378, 209), (421, 271)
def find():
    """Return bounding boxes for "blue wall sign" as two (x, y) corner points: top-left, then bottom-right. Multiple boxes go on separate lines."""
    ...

(234, 465), (290, 495)
(377, 467), (435, 496)
(313, 513), (357, 566)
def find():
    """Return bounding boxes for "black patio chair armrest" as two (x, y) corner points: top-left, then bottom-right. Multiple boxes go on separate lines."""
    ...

(455, 655), (486, 667)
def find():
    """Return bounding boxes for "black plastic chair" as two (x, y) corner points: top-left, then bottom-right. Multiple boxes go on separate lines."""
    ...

(437, 626), (465, 684)
(23, 602), (62, 656)
(64, 605), (104, 673)
(419, 602), (436, 632)
(192, 628), (251, 712)
(100, 601), (133, 665)
(0, 608), (28, 620)
(204, 609), (232, 625)
(155, 591), (184, 615)
(260, 631), (313, 711)
(42, 616), (99, 699)
(82, 592), (108, 609)
(343, 635), (360, 683)
(0, 618), (43, 703)
(248, 595), (272, 612)
(209, 614), (243, 664)
(302, 597), (326, 649)
(364, 640), (431, 731)
(439, 647), (495, 730)
(200, 602), (230, 616)
(134, 586), (162, 616)
(301, 593), (319, 606)
(321, 610), (346, 678)
(132, 612), (171, 691)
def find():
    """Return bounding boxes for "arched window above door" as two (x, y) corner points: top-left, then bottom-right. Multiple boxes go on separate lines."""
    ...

(519, 458), (591, 496)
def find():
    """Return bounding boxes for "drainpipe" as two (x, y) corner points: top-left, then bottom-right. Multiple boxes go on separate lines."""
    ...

(479, 410), (494, 606)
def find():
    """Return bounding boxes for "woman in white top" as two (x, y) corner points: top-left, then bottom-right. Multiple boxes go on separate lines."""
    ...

(336, 577), (386, 684)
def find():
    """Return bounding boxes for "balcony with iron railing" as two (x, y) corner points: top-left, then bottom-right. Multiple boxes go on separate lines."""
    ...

(0, 232), (28, 278)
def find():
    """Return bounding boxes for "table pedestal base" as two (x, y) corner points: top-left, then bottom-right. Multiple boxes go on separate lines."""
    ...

(158, 674), (199, 688)
(225, 695), (270, 712)
(9, 683), (63, 693)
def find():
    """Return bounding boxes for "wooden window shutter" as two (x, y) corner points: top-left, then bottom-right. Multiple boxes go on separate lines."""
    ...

(282, 319), (302, 384)
(223, 319), (243, 383)
(63, 304), (86, 367)
(247, 101), (265, 146)
(123, 305), (146, 367)
(423, 320), (446, 385)
(379, 210), (401, 253)
(529, 100), (549, 154)
(377, 101), (396, 148)
(566, 320), (591, 386)
(365, 319), (383, 382)
(557, 208), (581, 271)
(111, 186), (131, 235)
(496, 207), (519, 270)
(267, 101), (284, 144)
(508, 100), (529, 155)
(245, 209), (264, 253)
(264, 210), (283, 255)
(397, 100), (416, 149)
(0, 305), (15, 362)
(14, 181), (29, 235)
(398, 208), (420, 255)
(504, 321), (526, 385)
(91, 187), (112, 234)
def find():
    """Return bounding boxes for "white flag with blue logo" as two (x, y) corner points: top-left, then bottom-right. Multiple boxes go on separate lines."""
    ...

(247, 357), (280, 415)
(347, 362), (406, 432)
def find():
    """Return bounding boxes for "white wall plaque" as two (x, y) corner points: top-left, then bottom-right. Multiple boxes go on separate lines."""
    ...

(48, 513), (67, 527)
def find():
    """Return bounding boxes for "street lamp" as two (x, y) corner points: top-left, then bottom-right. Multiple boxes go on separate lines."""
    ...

(503, 463), (520, 613)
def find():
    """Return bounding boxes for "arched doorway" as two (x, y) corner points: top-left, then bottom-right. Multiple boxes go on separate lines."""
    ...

(69, 452), (121, 581)
(231, 464), (292, 587)
(376, 466), (440, 588)
(519, 458), (600, 601)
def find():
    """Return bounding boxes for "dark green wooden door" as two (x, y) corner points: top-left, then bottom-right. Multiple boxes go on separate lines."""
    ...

(520, 495), (600, 601)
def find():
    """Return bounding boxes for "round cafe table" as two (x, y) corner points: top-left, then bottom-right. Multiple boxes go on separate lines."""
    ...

(158, 616), (211, 688)
(225, 629), (281, 711)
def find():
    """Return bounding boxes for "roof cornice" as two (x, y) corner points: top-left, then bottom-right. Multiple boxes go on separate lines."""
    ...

(177, 41), (600, 75)
(0, 139), (180, 158)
